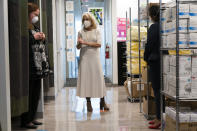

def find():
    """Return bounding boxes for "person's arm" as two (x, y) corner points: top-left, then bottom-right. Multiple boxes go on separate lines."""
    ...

(84, 41), (101, 47)
(79, 29), (101, 48)
(144, 24), (159, 63)
(146, 24), (159, 53)
(76, 32), (82, 49)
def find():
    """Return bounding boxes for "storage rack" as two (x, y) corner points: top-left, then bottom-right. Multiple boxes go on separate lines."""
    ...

(159, 0), (197, 130)
(126, 8), (139, 102)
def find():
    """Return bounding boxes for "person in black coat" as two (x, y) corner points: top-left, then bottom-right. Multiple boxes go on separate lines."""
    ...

(144, 5), (161, 129)
(21, 3), (49, 129)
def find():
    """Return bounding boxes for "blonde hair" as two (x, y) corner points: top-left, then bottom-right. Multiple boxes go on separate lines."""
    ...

(82, 12), (97, 30)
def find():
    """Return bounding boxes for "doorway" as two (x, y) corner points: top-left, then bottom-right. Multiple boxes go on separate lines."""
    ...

(65, 0), (112, 87)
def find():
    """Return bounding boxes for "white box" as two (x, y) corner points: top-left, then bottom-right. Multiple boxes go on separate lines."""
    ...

(171, 7), (176, 20)
(163, 55), (170, 74)
(179, 4), (190, 18)
(179, 33), (189, 48)
(165, 8), (172, 22)
(167, 34), (176, 48)
(170, 20), (176, 34)
(162, 35), (167, 47)
(189, 17), (197, 33)
(192, 57), (197, 77)
(166, 33), (188, 48)
(168, 19), (188, 34)
(192, 67), (197, 77)
(191, 89), (197, 97)
(192, 77), (197, 89)
(165, 22), (172, 34)
(168, 76), (192, 97)
(189, 33), (197, 47)
(169, 56), (191, 76)
(166, 107), (191, 122)
(190, 112), (197, 122)
(163, 74), (169, 92)
(189, 4), (197, 16)
(179, 19), (188, 33)
(170, 66), (191, 77)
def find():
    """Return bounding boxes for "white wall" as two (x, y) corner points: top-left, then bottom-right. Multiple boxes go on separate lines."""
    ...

(117, 0), (138, 19)
(53, 0), (66, 95)
(0, 0), (11, 131)
(111, 0), (118, 84)
(116, 0), (172, 19)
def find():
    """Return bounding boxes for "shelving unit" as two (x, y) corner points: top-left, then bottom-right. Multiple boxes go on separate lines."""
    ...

(160, 0), (197, 130)
(126, 8), (140, 102)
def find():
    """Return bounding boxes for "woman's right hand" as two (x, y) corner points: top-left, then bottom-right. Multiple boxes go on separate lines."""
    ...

(34, 32), (43, 40)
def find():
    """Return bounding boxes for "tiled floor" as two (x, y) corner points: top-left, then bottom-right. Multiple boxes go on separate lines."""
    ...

(12, 87), (158, 131)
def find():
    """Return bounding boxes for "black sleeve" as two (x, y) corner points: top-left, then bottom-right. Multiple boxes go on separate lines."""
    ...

(144, 24), (160, 63)
(146, 24), (159, 53)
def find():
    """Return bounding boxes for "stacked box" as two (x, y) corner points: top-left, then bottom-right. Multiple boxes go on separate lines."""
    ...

(189, 4), (197, 48)
(168, 75), (192, 97)
(166, 33), (188, 48)
(164, 56), (193, 97)
(189, 33), (197, 47)
(165, 106), (197, 131)
(179, 4), (190, 18)
(163, 55), (170, 74)
(192, 56), (197, 97)
(169, 55), (192, 76)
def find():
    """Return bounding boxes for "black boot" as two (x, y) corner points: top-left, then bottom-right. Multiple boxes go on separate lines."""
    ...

(100, 97), (109, 111)
(86, 97), (93, 112)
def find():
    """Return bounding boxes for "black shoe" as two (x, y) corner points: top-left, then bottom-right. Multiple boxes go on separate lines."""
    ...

(32, 121), (43, 125)
(21, 124), (37, 129)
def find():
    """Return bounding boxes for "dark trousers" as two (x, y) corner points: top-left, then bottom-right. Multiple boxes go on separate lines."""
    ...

(149, 61), (161, 120)
(21, 79), (41, 125)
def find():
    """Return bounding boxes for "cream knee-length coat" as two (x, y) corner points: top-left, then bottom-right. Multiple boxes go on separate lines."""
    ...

(76, 28), (106, 98)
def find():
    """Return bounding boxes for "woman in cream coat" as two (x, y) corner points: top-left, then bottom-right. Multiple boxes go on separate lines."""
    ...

(76, 12), (109, 112)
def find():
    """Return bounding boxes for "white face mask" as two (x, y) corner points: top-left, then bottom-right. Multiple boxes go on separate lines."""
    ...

(84, 20), (91, 28)
(32, 16), (39, 24)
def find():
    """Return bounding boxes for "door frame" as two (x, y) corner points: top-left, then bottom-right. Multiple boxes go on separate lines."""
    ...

(0, 0), (11, 131)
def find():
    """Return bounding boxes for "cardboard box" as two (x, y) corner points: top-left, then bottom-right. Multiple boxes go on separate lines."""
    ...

(131, 81), (152, 98)
(143, 96), (156, 115)
(141, 67), (148, 83)
(190, 33), (197, 47)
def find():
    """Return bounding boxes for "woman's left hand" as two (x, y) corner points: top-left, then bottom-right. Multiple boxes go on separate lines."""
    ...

(78, 38), (87, 45)
(40, 32), (46, 40)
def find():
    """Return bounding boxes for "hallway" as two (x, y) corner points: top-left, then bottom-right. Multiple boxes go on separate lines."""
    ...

(13, 87), (156, 131)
